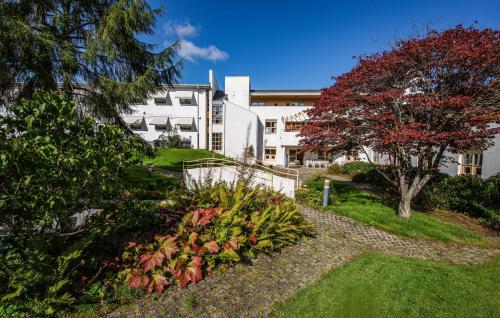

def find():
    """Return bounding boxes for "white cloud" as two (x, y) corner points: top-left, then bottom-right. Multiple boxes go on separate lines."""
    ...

(164, 20), (228, 62)
(164, 21), (198, 38)
(178, 40), (229, 62)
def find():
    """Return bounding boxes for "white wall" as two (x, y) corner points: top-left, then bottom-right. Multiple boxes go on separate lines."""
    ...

(225, 76), (250, 109)
(184, 166), (296, 198)
(250, 106), (311, 166)
(222, 101), (259, 159)
(126, 87), (208, 148)
(482, 131), (500, 179)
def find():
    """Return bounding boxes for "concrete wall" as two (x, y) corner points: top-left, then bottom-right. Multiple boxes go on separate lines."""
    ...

(225, 76), (250, 109)
(222, 101), (259, 159)
(184, 166), (296, 198)
(482, 133), (500, 178)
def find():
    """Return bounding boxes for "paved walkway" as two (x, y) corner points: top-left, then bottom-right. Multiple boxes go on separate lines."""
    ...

(109, 205), (499, 318)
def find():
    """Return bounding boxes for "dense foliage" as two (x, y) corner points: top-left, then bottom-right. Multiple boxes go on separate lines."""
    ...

(0, 0), (181, 123)
(352, 167), (500, 229)
(121, 182), (314, 293)
(297, 178), (486, 244)
(416, 174), (500, 229)
(0, 94), (162, 317)
(153, 130), (192, 149)
(338, 162), (373, 176)
(301, 26), (500, 218)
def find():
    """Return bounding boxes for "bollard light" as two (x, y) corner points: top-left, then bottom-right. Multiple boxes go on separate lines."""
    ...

(323, 179), (330, 207)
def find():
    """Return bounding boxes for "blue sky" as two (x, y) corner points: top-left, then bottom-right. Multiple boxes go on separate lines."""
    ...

(148, 0), (499, 89)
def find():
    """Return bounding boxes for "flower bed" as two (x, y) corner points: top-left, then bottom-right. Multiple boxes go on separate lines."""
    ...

(120, 181), (314, 293)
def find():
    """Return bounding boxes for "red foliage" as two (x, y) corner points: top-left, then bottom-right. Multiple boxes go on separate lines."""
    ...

(302, 26), (499, 157)
(300, 25), (499, 217)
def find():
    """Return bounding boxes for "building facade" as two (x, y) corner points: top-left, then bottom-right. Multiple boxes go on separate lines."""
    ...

(122, 70), (499, 179)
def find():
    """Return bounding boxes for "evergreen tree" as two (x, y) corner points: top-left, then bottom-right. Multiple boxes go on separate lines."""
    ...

(0, 0), (182, 122)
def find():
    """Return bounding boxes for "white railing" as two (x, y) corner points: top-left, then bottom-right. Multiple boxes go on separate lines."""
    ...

(183, 157), (300, 189)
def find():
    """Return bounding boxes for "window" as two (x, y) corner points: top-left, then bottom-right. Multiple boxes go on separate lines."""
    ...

(212, 133), (223, 151)
(179, 98), (192, 105)
(284, 121), (304, 132)
(154, 97), (168, 105)
(155, 124), (167, 131)
(178, 125), (192, 132)
(460, 151), (483, 176)
(346, 150), (359, 162)
(133, 99), (147, 105)
(265, 147), (277, 160)
(129, 122), (144, 131)
(290, 102), (305, 106)
(212, 105), (223, 124)
(251, 101), (264, 106)
(318, 151), (327, 161)
(265, 120), (277, 134)
(373, 151), (380, 163)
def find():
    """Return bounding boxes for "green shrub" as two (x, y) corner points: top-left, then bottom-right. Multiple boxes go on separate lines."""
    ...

(153, 129), (192, 148)
(340, 162), (373, 176)
(121, 182), (314, 293)
(351, 166), (394, 186)
(0, 93), (162, 316)
(327, 164), (342, 175)
(347, 160), (500, 229)
(415, 173), (500, 229)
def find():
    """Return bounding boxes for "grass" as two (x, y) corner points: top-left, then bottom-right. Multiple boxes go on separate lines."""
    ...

(298, 178), (488, 245)
(125, 165), (178, 191)
(272, 252), (500, 318)
(142, 148), (224, 171)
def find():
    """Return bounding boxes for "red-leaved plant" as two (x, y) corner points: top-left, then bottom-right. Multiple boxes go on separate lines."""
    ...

(120, 183), (313, 293)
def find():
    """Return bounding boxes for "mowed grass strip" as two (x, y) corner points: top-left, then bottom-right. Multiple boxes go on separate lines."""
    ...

(301, 179), (488, 245)
(272, 252), (500, 318)
(143, 148), (224, 171)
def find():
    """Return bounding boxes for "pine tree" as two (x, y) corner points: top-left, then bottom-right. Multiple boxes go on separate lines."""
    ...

(0, 0), (182, 122)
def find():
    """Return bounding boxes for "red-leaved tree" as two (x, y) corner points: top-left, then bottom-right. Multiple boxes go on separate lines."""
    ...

(301, 26), (500, 218)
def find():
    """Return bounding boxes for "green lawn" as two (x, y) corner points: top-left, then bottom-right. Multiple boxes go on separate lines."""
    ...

(126, 165), (178, 191)
(142, 148), (224, 171)
(272, 252), (500, 318)
(298, 179), (488, 245)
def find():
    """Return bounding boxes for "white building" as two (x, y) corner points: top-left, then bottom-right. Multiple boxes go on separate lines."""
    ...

(122, 70), (499, 179)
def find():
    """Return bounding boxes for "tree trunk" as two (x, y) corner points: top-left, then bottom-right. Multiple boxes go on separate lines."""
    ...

(398, 193), (412, 218)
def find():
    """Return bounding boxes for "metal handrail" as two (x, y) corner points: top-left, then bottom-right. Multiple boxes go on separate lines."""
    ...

(183, 157), (300, 188)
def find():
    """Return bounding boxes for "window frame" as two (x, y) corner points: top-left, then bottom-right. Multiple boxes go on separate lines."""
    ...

(284, 121), (304, 132)
(212, 133), (223, 151)
(154, 97), (169, 105)
(265, 147), (277, 161)
(212, 105), (223, 124)
(177, 124), (193, 132)
(179, 98), (193, 105)
(460, 151), (483, 176)
(265, 119), (277, 134)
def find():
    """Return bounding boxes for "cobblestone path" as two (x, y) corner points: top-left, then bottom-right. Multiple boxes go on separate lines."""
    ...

(110, 205), (499, 318)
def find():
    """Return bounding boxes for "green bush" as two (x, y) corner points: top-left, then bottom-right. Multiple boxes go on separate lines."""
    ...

(121, 181), (314, 293)
(411, 173), (499, 229)
(153, 129), (192, 149)
(347, 161), (499, 229)
(327, 163), (342, 175)
(351, 166), (394, 186)
(0, 93), (162, 316)
(340, 162), (373, 176)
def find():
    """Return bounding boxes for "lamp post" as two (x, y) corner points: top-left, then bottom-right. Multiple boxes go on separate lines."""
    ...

(323, 179), (330, 207)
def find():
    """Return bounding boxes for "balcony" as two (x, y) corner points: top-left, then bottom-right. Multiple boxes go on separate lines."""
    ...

(280, 130), (301, 146)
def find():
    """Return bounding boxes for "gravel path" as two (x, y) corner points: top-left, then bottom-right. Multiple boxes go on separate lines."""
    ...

(109, 205), (499, 318)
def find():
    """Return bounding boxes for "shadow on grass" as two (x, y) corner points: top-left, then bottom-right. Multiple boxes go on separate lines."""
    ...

(299, 178), (488, 245)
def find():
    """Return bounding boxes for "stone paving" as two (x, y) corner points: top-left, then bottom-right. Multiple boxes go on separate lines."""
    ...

(109, 205), (499, 318)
